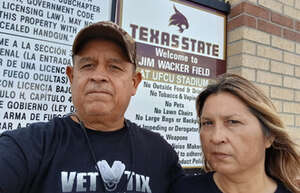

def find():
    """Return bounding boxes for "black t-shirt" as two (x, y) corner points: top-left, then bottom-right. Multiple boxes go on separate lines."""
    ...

(0, 116), (183, 193)
(171, 172), (292, 193)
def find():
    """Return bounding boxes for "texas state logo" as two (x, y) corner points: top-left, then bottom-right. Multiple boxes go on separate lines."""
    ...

(169, 5), (189, 33)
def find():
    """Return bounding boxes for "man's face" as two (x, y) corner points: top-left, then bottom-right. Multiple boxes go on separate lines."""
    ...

(67, 39), (141, 123)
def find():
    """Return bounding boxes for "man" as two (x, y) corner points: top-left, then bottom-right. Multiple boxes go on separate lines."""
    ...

(0, 21), (183, 193)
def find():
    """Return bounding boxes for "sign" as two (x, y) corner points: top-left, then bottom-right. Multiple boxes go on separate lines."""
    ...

(118, 0), (227, 168)
(0, 0), (113, 132)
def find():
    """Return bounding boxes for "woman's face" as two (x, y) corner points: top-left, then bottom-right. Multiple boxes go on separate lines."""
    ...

(200, 92), (272, 175)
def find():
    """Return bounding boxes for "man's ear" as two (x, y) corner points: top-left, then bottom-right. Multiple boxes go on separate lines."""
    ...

(131, 72), (142, 96)
(66, 66), (74, 84)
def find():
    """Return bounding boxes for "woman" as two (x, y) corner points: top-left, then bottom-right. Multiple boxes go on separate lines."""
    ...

(173, 74), (300, 193)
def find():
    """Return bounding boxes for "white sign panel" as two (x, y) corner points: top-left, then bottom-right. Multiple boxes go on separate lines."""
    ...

(119, 0), (227, 168)
(119, 0), (225, 59)
(0, 0), (113, 132)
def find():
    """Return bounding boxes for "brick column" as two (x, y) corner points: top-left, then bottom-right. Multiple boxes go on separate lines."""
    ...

(226, 0), (300, 147)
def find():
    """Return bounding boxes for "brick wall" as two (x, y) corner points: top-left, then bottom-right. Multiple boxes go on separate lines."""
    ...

(226, 0), (300, 147)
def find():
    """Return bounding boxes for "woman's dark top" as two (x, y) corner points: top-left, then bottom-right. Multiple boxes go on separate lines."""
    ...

(172, 172), (292, 193)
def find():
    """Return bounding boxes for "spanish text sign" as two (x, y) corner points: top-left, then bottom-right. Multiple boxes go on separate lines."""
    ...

(119, 0), (227, 168)
(0, 0), (113, 132)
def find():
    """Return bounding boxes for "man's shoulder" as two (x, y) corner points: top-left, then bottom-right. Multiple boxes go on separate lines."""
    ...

(125, 119), (164, 140)
(275, 179), (293, 193)
(125, 119), (174, 150)
(1, 116), (71, 140)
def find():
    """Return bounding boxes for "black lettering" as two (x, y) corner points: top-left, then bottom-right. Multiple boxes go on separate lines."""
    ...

(213, 44), (219, 57)
(55, 85), (71, 93)
(2, 69), (29, 79)
(21, 41), (31, 50)
(30, 92), (66, 102)
(17, 81), (52, 92)
(128, 24), (221, 57)
(68, 17), (81, 25)
(30, 113), (40, 121)
(0, 122), (13, 130)
(57, 0), (100, 13)
(0, 21), (30, 33)
(149, 29), (159, 44)
(43, 113), (62, 121)
(190, 39), (197, 52)
(129, 24), (138, 39)
(77, 10), (94, 20)
(161, 32), (170, 47)
(0, 48), (20, 58)
(3, 111), (26, 120)
(0, 38), (9, 46)
(149, 90), (157, 96)
(7, 101), (48, 111)
(39, 54), (71, 65)
(2, 2), (44, 17)
(6, 59), (17, 68)
(171, 35), (179, 48)
(181, 37), (189, 50)
(0, 90), (16, 99)
(23, 51), (36, 60)
(0, 80), (14, 88)
(32, 73), (68, 84)
(39, 64), (65, 74)
(33, 28), (69, 41)
(206, 42), (212, 55)
(60, 24), (77, 33)
(139, 27), (148, 41)
(136, 114), (143, 121)
(0, 11), (17, 21)
(20, 61), (36, 70)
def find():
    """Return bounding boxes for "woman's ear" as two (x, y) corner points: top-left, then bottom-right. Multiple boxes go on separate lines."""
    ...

(265, 135), (275, 149)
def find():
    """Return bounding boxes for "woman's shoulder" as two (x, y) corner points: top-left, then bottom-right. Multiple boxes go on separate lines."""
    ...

(172, 172), (218, 193)
(275, 180), (293, 193)
(181, 172), (212, 186)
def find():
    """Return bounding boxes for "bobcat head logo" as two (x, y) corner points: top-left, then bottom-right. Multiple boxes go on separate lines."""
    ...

(169, 5), (189, 33)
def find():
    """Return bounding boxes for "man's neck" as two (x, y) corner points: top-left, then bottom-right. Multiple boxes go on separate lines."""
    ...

(70, 114), (125, 132)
